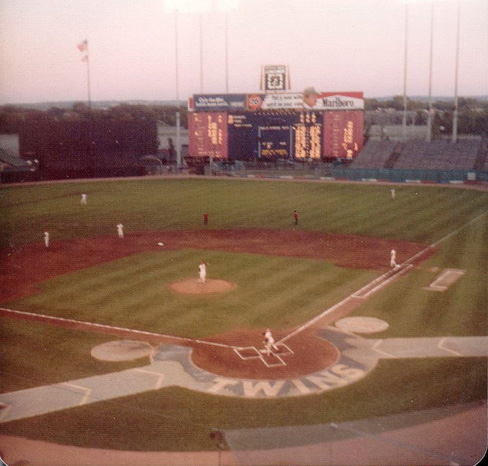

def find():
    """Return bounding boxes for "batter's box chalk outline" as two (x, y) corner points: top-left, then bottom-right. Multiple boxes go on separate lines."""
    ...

(261, 353), (287, 367)
(234, 346), (262, 361)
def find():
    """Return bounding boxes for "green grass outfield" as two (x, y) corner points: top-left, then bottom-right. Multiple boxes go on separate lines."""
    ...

(0, 177), (487, 451)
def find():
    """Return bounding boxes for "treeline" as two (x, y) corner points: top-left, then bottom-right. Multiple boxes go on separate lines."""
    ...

(0, 103), (189, 134)
(365, 96), (488, 136)
(1, 97), (486, 136)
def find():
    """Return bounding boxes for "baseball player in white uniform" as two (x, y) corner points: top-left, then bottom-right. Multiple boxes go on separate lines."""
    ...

(80, 193), (87, 205)
(391, 188), (395, 200)
(390, 249), (398, 268)
(117, 223), (124, 239)
(198, 261), (207, 283)
(263, 328), (279, 357)
(44, 231), (50, 248)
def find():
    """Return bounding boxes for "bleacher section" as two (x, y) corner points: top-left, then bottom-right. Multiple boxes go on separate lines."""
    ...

(349, 140), (399, 168)
(394, 139), (481, 171)
(352, 138), (483, 171)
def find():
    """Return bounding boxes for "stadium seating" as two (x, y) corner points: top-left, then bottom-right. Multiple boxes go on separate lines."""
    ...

(349, 140), (399, 168)
(393, 139), (481, 171)
(352, 138), (483, 172)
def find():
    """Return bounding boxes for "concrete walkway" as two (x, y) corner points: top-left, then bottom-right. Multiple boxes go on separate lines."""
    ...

(1, 401), (486, 465)
(0, 335), (487, 423)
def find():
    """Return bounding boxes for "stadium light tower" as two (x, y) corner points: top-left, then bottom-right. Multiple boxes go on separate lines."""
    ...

(452, 0), (461, 143)
(402, 2), (409, 143)
(426, 1), (434, 142)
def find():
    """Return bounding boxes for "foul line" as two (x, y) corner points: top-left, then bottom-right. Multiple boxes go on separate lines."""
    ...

(278, 209), (488, 345)
(2, 210), (486, 354)
(0, 307), (236, 350)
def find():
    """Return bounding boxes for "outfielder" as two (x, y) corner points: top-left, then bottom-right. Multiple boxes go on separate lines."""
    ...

(198, 261), (207, 284)
(117, 223), (124, 239)
(390, 249), (398, 268)
(263, 328), (279, 357)
(80, 193), (87, 205)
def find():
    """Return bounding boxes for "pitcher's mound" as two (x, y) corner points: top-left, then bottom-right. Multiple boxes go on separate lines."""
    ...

(169, 278), (236, 295)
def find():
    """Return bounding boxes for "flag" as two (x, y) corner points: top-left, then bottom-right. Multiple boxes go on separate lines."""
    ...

(77, 40), (87, 52)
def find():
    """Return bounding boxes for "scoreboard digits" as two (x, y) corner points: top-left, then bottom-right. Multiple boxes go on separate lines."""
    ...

(294, 112), (321, 159)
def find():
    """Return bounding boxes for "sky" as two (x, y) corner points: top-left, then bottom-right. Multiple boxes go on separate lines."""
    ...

(0, 0), (487, 105)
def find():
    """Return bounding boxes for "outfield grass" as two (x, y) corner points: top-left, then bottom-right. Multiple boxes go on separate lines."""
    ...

(2, 178), (488, 245)
(0, 177), (487, 451)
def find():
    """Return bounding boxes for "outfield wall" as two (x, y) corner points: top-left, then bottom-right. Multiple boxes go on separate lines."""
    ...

(329, 167), (488, 183)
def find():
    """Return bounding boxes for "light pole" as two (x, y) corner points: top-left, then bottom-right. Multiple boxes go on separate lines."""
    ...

(426, 1), (434, 142)
(452, 0), (461, 144)
(225, 11), (229, 93)
(199, 12), (204, 93)
(402, 3), (409, 143)
(174, 9), (182, 169)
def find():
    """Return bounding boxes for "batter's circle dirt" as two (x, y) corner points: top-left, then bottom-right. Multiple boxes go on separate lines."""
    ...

(169, 278), (236, 295)
(190, 328), (340, 380)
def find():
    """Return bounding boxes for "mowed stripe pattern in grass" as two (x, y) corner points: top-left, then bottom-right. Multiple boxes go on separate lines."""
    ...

(9, 249), (376, 338)
(2, 179), (488, 246)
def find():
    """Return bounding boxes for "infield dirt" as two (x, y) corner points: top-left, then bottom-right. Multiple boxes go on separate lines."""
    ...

(0, 229), (436, 380)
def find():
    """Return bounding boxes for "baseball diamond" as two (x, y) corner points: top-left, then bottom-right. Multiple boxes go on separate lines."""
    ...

(0, 177), (487, 465)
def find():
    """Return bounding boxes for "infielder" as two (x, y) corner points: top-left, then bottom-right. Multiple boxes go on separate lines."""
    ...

(198, 261), (207, 284)
(263, 328), (279, 357)
(44, 231), (50, 248)
(390, 249), (398, 268)
(117, 223), (124, 239)
(293, 210), (299, 225)
(80, 193), (87, 205)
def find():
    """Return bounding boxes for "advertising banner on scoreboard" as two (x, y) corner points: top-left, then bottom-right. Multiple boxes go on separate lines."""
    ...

(247, 92), (363, 111)
(188, 112), (228, 159)
(246, 93), (303, 111)
(190, 94), (247, 112)
(191, 92), (364, 112)
(303, 91), (364, 111)
(323, 110), (363, 159)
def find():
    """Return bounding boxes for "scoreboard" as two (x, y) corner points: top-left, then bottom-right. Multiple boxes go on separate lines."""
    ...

(323, 111), (363, 159)
(187, 92), (364, 161)
(226, 112), (323, 160)
(188, 112), (228, 159)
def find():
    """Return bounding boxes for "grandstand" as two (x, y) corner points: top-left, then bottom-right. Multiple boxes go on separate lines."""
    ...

(349, 140), (400, 168)
(351, 137), (484, 172)
(394, 138), (481, 171)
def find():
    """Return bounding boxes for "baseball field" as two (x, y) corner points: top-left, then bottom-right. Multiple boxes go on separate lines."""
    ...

(0, 177), (487, 457)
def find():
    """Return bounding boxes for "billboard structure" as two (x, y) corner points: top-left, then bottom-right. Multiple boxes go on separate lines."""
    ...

(187, 90), (364, 162)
